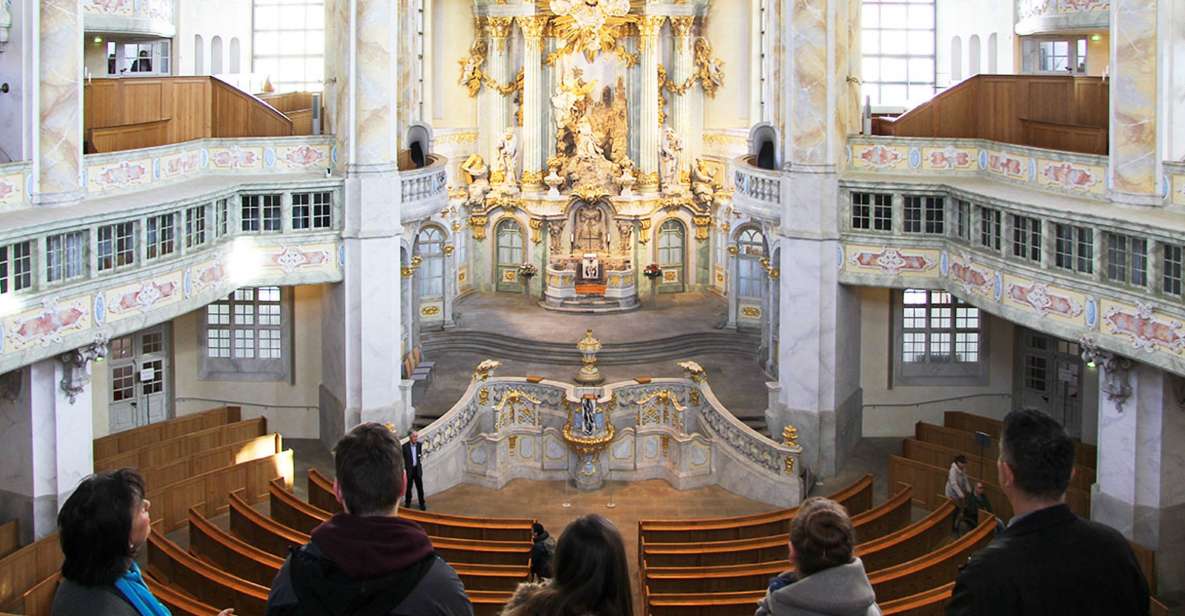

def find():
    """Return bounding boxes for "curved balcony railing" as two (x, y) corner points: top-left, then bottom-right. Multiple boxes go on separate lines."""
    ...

(732, 155), (783, 222)
(83, 0), (176, 38)
(1015, 0), (1108, 36)
(399, 154), (450, 222)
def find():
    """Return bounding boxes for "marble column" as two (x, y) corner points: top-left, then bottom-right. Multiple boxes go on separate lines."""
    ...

(485, 17), (514, 163)
(670, 16), (694, 180)
(320, 0), (406, 446)
(519, 16), (547, 190)
(32, 0), (83, 207)
(0, 357), (94, 543)
(766, 0), (863, 478)
(638, 16), (665, 191)
(1108, 0), (1163, 205)
(1091, 362), (1185, 596)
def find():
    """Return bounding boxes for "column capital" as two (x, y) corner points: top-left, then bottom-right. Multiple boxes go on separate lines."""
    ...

(669, 16), (695, 39)
(518, 15), (548, 42)
(637, 15), (666, 38)
(486, 16), (514, 40)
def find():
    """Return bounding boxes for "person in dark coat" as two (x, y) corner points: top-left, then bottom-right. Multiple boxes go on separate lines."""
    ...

(266, 423), (471, 616)
(946, 409), (1149, 616)
(529, 522), (557, 580)
(402, 430), (426, 510)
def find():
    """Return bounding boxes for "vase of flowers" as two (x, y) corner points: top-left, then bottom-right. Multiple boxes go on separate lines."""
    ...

(518, 263), (538, 299)
(643, 263), (662, 306)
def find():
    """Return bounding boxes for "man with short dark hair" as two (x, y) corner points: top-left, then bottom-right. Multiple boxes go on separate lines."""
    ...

(529, 522), (556, 580)
(402, 430), (426, 510)
(946, 409), (1149, 616)
(266, 423), (472, 616)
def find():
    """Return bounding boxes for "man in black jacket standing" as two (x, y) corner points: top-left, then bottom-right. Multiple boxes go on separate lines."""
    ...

(402, 430), (426, 510)
(266, 423), (471, 616)
(947, 409), (1149, 616)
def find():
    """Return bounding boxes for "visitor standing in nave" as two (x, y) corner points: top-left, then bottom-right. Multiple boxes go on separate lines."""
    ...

(946, 410), (1149, 616)
(501, 514), (633, 616)
(52, 469), (235, 616)
(754, 497), (881, 616)
(266, 423), (472, 616)
(403, 430), (427, 511)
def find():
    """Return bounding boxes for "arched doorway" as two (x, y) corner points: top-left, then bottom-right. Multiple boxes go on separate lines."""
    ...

(735, 226), (767, 329)
(414, 226), (445, 324)
(495, 219), (525, 293)
(657, 219), (686, 293)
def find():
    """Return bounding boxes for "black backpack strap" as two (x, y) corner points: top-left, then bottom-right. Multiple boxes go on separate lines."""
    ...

(289, 544), (438, 616)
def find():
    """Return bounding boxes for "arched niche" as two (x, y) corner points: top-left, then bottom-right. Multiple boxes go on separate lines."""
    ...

(748, 122), (780, 170)
(407, 122), (434, 169)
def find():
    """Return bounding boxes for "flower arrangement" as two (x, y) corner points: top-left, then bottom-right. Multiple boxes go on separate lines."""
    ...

(518, 263), (538, 278)
(643, 263), (663, 279)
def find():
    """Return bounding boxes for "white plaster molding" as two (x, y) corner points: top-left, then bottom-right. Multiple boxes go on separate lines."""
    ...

(1081, 336), (1134, 412)
(57, 335), (108, 404)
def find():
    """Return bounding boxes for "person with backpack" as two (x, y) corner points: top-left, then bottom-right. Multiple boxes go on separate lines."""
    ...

(530, 522), (557, 580)
(265, 423), (472, 616)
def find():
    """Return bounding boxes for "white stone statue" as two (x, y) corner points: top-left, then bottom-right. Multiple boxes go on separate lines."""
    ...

(548, 219), (567, 253)
(575, 117), (604, 161)
(460, 153), (491, 208)
(495, 129), (519, 186)
(690, 158), (716, 209)
(617, 158), (636, 196)
(577, 206), (607, 252)
(545, 164), (565, 198)
(616, 220), (633, 253)
(660, 127), (684, 194)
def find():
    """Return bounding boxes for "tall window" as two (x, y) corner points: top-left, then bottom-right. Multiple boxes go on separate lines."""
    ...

(216, 198), (229, 237)
(1011, 215), (1042, 263)
(1024, 37), (1088, 75)
(851, 192), (892, 231)
(203, 286), (289, 380)
(978, 206), (1001, 251)
(737, 228), (766, 299)
(292, 192), (332, 230)
(862, 0), (936, 107)
(46, 231), (86, 284)
(415, 226), (445, 298)
(1054, 224), (1093, 274)
(0, 241), (33, 295)
(904, 196), (943, 234)
(185, 205), (207, 249)
(98, 222), (136, 272)
(146, 213), (176, 260)
(241, 195), (281, 233)
(1105, 233), (1148, 287)
(953, 200), (970, 242)
(253, 0), (325, 92)
(897, 289), (984, 383)
(1163, 243), (1183, 297)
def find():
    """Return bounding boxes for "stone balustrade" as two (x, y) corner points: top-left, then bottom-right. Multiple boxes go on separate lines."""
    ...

(732, 155), (783, 222)
(84, 0), (176, 38)
(1015, 0), (1109, 36)
(399, 154), (450, 222)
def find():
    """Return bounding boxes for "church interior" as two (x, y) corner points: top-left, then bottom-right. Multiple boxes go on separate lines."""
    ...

(0, 0), (1183, 613)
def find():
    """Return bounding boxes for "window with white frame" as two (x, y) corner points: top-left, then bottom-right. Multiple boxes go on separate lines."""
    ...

(0, 241), (33, 295)
(415, 226), (446, 298)
(1011, 214), (1042, 263)
(97, 222), (137, 272)
(185, 205), (207, 249)
(146, 213), (177, 260)
(1163, 243), (1183, 297)
(292, 192), (332, 230)
(202, 286), (290, 380)
(216, 199), (230, 237)
(953, 200), (970, 242)
(1105, 232), (1148, 287)
(241, 195), (281, 233)
(978, 206), (1001, 251)
(851, 192), (892, 231)
(45, 231), (86, 284)
(1054, 224), (1093, 274)
(737, 228), (767, 299)
(904, 195), (943, 234)
(862, 0), (936, 108)
(253, 0), (325, 92)
(1023, 37), (1088, 75)
(895, 289), (985, 385)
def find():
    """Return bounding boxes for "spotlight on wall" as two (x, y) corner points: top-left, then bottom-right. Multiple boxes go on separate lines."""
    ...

(227, 237), (263, 285)
(93, 36), (103, 44)
(1090, 34), (1102, 42)
(1086, 359), (1097, 369)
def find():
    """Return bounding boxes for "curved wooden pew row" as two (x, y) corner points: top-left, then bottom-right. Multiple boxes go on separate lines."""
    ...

(145, 573), (224, 616)
(644, 583), (957, 616)
(147, 529), (270, 616)
(878, 582), (953, 616)
(902, 436), (1095, 493)
(97, 418), (268, 473)
(94, 406), (242, 461)
(867, 515), (996, 602)
(188, 507), (285, 587)
(942, 411), (1096, 470)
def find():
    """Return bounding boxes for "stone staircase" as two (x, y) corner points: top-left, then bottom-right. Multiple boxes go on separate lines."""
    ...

(419, 329), (762, 366)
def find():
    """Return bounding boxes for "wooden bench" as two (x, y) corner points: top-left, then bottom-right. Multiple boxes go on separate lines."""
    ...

(469, 590), (515, 616)
(640, 485), (913, 567)
(188, 507), (285, 587)
(857, 499), (958, 573)
(903, 437), (1094, 492)
(306, 469), (535, 542)
(943, 411), (1096, 469)
(229, 488), (309, 557)
(868, 515), (996, 602)
(645, 584), (955, 616)
(145, 572), (223, 616)
(97, 418), (268, 472)
(889, 455), (1091, 519)
(142, 433), (282, 493)
(0, 533), (62, 611)
(638, 474), (874, 544)
(879, 582), (953, 615)
(94, 406), (242, 461)
(154, 449), (295, 532)
(147, 528), (269, 616)
(0, 521), (18, 560)
(644, 561), (786, 594)
(0, 571), (59, 616)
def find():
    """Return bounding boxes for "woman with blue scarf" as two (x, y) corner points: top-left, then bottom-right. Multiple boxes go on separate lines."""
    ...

(52, 469), (234, 616)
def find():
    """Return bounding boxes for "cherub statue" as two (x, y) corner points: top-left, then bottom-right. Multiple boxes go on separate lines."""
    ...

(693, 38), (724, 98)
(548, 219), (567, 254)
(575, 117), (604, 161)
(616, 220), (633, 253)
(495, 129), (519, 186)
(660, 127), (684, 194)
(690, 158), (717, 209)
(616, 158), (636, 197)
(458, 38), (488, 97)
(459, 153), (490, 207)
(545, 157), (565, 198)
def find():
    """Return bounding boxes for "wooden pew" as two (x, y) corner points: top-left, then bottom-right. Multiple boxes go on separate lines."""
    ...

(147, 529), (269, 616)
(943, 411), (1096, 469)
(915, 422), (999, 461)
(0, 571), (60, 616)
(645, 561), (786, 594)
(902, 437), (1095, 492)
(98, 418), (269, 473)
(0, 520), (18, 559)
(868, 515), (996, 602)
(889, 455), (1091, 519)
(857, 499), (958, 573)
(143, 434), (282, 493)
(880, 582), (954, 616)
(638, 474), (874, 544)
(145, 573), (223, 616)
(188, 507), (284, 587)
(303, 470), (534, 542)
(469, 590), (514, 616)
(0, 533), (63, 611)
(640, 486), (913, 567)
(229, 488), (308, 557)
(154, 449), (294, 533)
(646, 589), (764, 616)
(94, 406), (241, 461)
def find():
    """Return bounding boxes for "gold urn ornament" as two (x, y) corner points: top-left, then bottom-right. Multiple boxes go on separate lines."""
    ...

(574, 329), (604, 384)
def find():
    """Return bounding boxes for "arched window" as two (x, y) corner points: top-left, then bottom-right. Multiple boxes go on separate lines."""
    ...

(496, 219), (525, 292)
(657, 220), (686, 292)
(987, 33), (998, 73)
(415, 226), (445, 298)
(194, 35), (204, 74)
(968, 35), (981, 77)
(737, 228), (766, 299)
(211, 36), (224, 74)
(951, 37), (962, 83)
(229, 38), (241, 74)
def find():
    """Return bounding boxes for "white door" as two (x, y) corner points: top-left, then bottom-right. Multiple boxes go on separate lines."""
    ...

(1017, 329), (1083, 438)
(108, 326), (171, 434)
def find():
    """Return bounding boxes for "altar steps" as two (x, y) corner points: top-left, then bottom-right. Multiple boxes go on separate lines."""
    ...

(420, 330), (762, 366)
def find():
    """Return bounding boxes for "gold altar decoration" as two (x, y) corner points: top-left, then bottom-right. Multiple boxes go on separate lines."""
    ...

(656, 65), (670, 126)
(562, 419), (615, 457)
(727, 245), (739, 256)
(469, 214), (489, 240)
(420, 305), (441, 317)
(689, 388), (701, 406)
(473, 359), (501, 382)
(401, 255), (424, 278)
(521, 170), (544, 187)
(575, 329), (604, 385)
(677, 360), (706, 383)
(785, 455), (795, 475)
(571, 184), (612, 201)
(637, 389), (686, 425)
(637, 171), (660, 189)
(544, 0), (637, 65)
(458, 35), (488, 97)
(529, 218), (544, 244)
(479, 387), (490, 405)
(693, 38), (725, 98)
(638, 217), (652, 243)
(442, 244), (455, 256)
(760, 257), (780, 279)
(693, 215), (712, 241)
(782, 424), (799, 448)
(494, 388), (544, 429)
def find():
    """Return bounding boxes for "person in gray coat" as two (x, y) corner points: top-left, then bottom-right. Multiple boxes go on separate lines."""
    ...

(755, 497), (881, 616)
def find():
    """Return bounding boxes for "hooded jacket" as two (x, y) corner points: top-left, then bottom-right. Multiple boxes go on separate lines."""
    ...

(266, 512), (473, 616)
(754, 558), (881, 616)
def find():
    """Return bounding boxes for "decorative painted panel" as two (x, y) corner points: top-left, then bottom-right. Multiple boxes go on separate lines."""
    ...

(0, 165), (30, 208)
(1, 295), (92, 353)
(1099, 300), (1185, 356)
(102, 274), (184, 322)
(844, 245), (940, 277)
(1002, 275), (1087, 326)
(1016, 0), (1109, 36)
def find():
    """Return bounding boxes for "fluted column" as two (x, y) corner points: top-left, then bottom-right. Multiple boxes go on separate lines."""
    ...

(33, 0), (83, 207)
(1108, 0), (1163, 205)
(670, 16), (694, 182)
(485, 17), (514, 162)
(519, 16), (548, 189)
(638, 15), (665, 191)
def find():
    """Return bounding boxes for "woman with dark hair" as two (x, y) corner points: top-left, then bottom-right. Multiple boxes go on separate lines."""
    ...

(52, 469), (233, 616)
(755, 497), (880, 616)
(500, 514), (632, 616)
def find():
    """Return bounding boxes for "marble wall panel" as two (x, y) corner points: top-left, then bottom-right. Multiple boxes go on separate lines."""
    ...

(38, 0), (84, 201)
(1110, 0), (1160, 197)
(787, 0), (829, 165)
